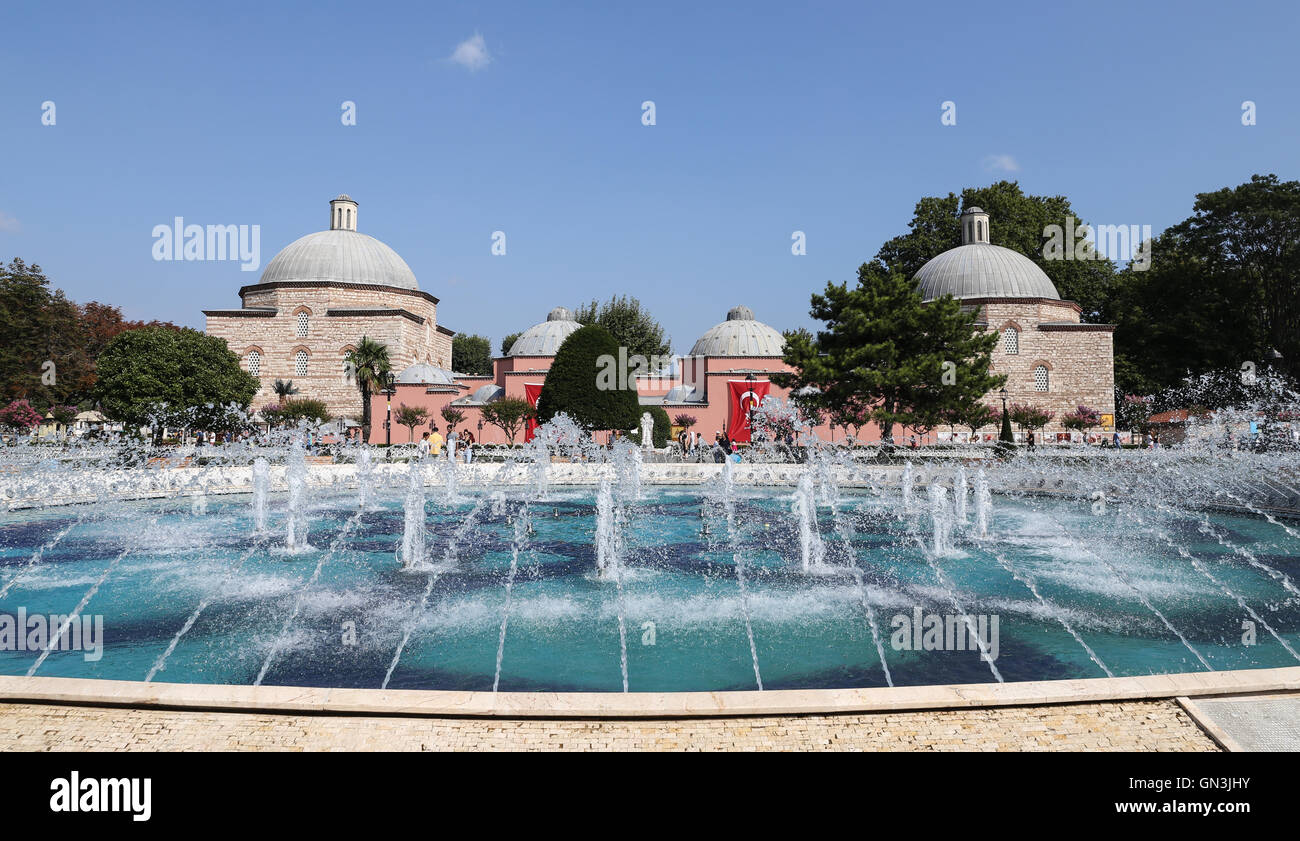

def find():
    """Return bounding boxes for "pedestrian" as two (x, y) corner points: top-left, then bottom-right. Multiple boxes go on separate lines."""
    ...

(428, 426), (443, 457)
(418, 431), (431, 459)
(1112, 429), (1120, 448)
(1027, 430), (1035, 450)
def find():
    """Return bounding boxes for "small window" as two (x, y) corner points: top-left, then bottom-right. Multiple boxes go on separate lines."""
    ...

(295, 311), (309, 338)
(246, 350), (261, 376)
(1033, 365), (1049, 392)
(1002, 327), (1019, 355)
(342, 361), (354, 384)
(295, 350), (308, 377)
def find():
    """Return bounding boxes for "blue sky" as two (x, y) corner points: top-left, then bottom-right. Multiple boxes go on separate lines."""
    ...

(1, 0), (1296, 354)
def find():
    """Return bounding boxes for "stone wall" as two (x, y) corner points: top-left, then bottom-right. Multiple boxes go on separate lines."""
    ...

(206, 283), (452, 419)
(978, 300), (1115, 439)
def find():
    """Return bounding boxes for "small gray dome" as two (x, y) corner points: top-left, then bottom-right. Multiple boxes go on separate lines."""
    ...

(334, 194), (355, 202)
(664, 385), (704, 403)
(963, 206), (985, 215)
(914, 244), (1059, 302)
(395, 362), (456, 384)
(260, 229), (419, 290)
(508, 307), (582, 356)
(470, 384), (504, 403)
(689, 306), (785, 357)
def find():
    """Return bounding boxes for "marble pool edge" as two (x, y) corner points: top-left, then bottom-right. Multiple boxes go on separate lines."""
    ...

(0, 667), (1296, 720)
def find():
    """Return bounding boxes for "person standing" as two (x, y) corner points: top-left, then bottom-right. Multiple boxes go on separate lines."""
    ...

(429, 426), (444, 457)
(418, 431), (431, 459)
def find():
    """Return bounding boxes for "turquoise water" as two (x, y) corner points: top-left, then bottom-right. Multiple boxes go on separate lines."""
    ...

(1, 486), (1298, 691)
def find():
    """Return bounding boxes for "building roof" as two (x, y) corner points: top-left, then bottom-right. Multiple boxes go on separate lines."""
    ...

(394, 362), (457, 385)
(914, 243), (1060, 302)
(507, 307), (582, 356)
(688, 306), (786, 357)
(259, 229), (419, 291)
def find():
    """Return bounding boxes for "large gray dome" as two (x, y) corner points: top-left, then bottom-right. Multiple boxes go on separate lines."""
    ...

(688, 306), (785, 357)
(259, 229), (419, 290)
(914, 243), (1059, 302)
(507, 307), (582, 356)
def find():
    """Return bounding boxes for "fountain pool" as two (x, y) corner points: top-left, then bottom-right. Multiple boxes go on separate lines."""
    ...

(2, 483), (1298, 693)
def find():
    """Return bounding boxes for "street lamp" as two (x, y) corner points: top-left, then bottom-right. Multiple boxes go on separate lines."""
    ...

(381, 372), (397, 447)
(998, 387), (1015, 447)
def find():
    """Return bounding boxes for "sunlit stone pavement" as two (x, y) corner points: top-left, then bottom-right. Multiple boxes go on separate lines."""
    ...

(0, 700), (1216, 751)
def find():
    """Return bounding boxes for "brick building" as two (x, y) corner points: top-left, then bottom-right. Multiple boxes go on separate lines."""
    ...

(913, 206), (1116, 441)
(204, 195), (453, 421)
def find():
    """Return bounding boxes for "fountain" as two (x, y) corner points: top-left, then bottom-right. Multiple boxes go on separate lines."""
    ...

(400, 458), (426, 569)
(954, 465), (968, 525)
(973, 468), (992, 539)
(792, 472), (828, 571)
(928, 482), (953, 556)
(251, 457), (269, 532)
(284, 434), (310, 553)
(2, 370), (1300, 694)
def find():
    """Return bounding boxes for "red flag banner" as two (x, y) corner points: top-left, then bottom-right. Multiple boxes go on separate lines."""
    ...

(727, 379), (769, 443)
(523, 382), (544, 442)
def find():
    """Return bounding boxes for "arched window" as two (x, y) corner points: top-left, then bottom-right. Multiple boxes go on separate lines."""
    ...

(246, 350), (261, 377)
(1033, 365), (1049, 392)
(1002, 327), (1019, 355)
(295, 311), (309, 338)
(295, 350), (309, 377)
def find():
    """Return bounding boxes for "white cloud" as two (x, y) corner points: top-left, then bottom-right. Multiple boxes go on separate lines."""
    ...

(449, 33), (491, 71)
(982, 154), (1020, 173)
(0, 212), (19, 233)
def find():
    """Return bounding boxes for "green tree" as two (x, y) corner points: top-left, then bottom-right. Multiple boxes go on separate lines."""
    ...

(394, 403), (429, 442)
(272, 379), (300, 400)
(1111, 174), (1300, 394)
(93, 326), (259, 438)
(500, 332), (522, 356)
(480, 397), (534, 445)
(574, 295), (670, 359)
(873, 182), (1119, 320)
(773, 264), (1003, 445)
(452, 334), (493, 376)
(440, 405), (466, 433)
(0, 259), (93, 408)
(536, 325), (639, 432)
(343, 336), (391, 442)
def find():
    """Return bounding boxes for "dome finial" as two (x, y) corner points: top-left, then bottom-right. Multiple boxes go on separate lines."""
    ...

(330, 195), (358, 232)
(960, 205), (989, 245)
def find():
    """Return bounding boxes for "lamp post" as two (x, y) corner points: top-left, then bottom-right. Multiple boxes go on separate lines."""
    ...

(381, 372), (397, 447)
(998, 387), (1015, 448)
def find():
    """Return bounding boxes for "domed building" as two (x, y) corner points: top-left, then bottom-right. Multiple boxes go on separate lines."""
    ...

(913, 206), (1116, 442)
(506, 307), (582, 357)
(638, 305), (836, 443)
(204, 195), (455, 420)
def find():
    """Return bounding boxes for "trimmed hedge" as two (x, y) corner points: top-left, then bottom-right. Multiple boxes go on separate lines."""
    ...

(536, 325), (639, 432)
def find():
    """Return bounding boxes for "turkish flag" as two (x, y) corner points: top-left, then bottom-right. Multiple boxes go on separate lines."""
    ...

(523, 382), (544, 442)
(727, 379), (769, 443)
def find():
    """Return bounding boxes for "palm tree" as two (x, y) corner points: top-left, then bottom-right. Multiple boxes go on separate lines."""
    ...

(344, 337), (392, 442)
(272, 379), (300, 400)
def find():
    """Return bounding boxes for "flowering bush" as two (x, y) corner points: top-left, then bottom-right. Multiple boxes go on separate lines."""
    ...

(0, 399), (42, 431)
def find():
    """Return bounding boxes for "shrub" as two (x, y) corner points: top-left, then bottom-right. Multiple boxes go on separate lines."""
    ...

(536, 325), (639, 432)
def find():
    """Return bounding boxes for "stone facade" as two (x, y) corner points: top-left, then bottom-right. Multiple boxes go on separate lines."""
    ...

(205, 282), (453, 420)
(971, 298), (1116, 440)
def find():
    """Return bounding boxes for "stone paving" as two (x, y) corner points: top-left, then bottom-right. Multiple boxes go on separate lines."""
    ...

(0, 699), (1217, 751)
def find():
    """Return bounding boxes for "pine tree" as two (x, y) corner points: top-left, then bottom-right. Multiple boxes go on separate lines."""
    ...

(774, 263), (1004, 444)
